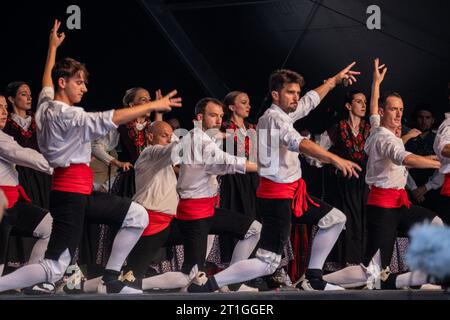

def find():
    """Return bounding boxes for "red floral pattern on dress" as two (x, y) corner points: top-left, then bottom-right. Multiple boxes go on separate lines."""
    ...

(125, 117), (152, 155)
(221, 120), (256, 160)
(337, 119), (370, 164)
(6, 114), (36, 139)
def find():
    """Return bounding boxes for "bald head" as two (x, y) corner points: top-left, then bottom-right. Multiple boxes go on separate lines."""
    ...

(148, 121), (173, 146)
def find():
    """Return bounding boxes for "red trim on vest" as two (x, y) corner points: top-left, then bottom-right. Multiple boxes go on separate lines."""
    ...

(142, 210), (175, 236)
(52, 164), (93, 195)
(0, 185), (31, 208)
(176, 196), (219, 221)
(256, 177), (319, 218)
(441, 174), (450, 197)
(367, 186), (411, 209)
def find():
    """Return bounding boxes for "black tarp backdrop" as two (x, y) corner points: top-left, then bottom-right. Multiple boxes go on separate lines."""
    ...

(1, 0), (449, 132)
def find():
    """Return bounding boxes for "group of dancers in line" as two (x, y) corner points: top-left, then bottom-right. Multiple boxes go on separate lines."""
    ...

(0, 19), (449, 294)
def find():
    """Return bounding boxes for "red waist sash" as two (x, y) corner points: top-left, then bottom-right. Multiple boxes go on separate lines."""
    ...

(256, 177), (319, 218)
(142, 210), (175, 236)
(441, 173), (450, 197)
(52, 164), (94, 195)
(367, 186), (411, 209)
(0, 185), (31, 208)
(176, 196), (219, 221)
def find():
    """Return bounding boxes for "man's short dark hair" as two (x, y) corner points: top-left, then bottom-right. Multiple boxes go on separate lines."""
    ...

(194, 97), (224, 116)
(52, 58), (89, 91)
(269, 69), (305, 93)
(379, 91), (402, 109)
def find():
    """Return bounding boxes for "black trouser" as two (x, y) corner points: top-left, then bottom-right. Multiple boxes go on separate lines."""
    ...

(363, 204), (436, 269)
(45, 191), (131, 261)
(257, 196), (333, 255)
(178, 208), (253, 274)
(124, 219), (184, 278)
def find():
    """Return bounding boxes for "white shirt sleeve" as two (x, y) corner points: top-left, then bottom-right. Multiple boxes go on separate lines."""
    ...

(91, 130), (119, 165)
(137, 142), (179, 168)
(370, 115), (381, 129)
(37, 87), (55, 109)
(203, 140), (246, 175)
(61, 108), (118, 143)
(425, 170), (445, 191)
(289, 90), (321, 122)
(0, 136), (53, 175)
(434, 125), (450, 157)
(378, 137), (412, 166)
(276, 118), (305, 153)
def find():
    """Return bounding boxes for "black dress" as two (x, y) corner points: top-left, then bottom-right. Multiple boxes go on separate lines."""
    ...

(323, 119), (370, 268)
(218, 120), (259, 262)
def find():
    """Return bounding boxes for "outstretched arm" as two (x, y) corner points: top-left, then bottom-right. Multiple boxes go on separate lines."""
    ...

(313, 62), (361, 100)
(299, 139), (362, 178)
(42, 19), (65, 89)
(403, 154), (441, 169)
(112, 90), (182, 126)
(370, 58), (387, 117)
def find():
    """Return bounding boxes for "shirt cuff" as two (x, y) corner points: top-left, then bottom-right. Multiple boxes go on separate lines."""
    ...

(104, 110), (118, 130)
(235, 157), (246, 174)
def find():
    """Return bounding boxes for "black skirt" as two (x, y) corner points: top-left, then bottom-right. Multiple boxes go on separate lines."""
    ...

(16, 166), (52, 210)
(111, 168), (136, 199)
(218, 172), (259, 262)
(324, 166), (369, 267)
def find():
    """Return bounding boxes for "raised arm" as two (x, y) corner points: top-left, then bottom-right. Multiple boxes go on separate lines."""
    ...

(42, 19), (65, 89)
(112, 90), (182, 126)
(370, 58), (387, 117)
(313, 62), (361, 100)
(154, 89), (164, 122)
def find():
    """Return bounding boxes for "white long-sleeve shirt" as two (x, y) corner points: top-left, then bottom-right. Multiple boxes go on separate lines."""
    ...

(0, 130), (53, 186)
(257, 90), (321, 183)
(133, 142), (179, 215)
(365, 126), (411, 189)
(35, 87), (118, 168)
(434, 113), (450, 174)
(91, 129), (120, 165)
(177, 129), (246, 199)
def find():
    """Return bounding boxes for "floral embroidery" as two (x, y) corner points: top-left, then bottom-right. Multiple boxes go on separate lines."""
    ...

(6, 114), (36, 139)
(337, 119), (370, 164)
(125, 117), (152, 155)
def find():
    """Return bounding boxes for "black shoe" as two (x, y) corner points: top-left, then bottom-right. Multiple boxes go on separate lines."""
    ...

(98, 269), (142, 294)
(186, 272), (219, 293)
(23, 282), (56, 295)
(120, 271), (143, 290)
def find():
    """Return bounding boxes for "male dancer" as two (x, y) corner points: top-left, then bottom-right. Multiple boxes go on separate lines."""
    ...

(188, 63), (363, 292)
(323, 59), (443, 289)
(0, 20), (181, 294)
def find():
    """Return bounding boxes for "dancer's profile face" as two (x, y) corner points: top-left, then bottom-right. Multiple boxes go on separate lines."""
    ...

(380, 96), (403, 131)
(130, 89), (151, 107)
(229, 93), (251, 119)
(0, 96), (8, 130)
(61, 71), (88, 105)
(201, 102), (224, 130)
(9, 84), (32, 112)
(347, 93), (366, 118)
(148, 122), (173, 146)
(272, 82), (300, 113)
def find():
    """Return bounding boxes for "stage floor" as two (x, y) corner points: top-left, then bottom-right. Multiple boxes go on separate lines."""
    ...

(0, 289), (448, 300)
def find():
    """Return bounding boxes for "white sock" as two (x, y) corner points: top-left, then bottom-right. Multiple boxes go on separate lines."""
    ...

(230, 222), (261, 265)
(29, 213), (53, 264)
(215, 258), (271, 288)
(396, 270), (428, 288)
(105, 227), (143, 271)
(83, 276), (102, 293)
(323, 265), (367, 287)
(105, 202), (147, 272)
(0, 263), (47, 292)
(308, 213), (345, 269)
(142, 272), (190, 290)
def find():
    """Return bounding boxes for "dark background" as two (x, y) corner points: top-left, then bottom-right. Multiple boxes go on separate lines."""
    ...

(1, 0), (449, 132)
